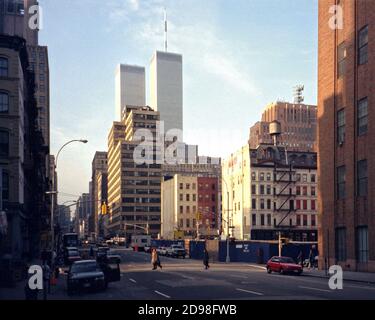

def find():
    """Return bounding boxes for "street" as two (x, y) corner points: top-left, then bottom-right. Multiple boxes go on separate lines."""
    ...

(3, 248), (375, 300)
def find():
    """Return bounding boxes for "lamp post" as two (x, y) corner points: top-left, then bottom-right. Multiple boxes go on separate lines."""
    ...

(222, 178), (231, 263)
(48, 139), (88, 252)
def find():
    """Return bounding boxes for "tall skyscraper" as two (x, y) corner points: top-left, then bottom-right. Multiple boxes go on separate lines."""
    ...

(115, 64), (145, 121)
(150, 51), (183, 136)
(318, 0), (374, 272)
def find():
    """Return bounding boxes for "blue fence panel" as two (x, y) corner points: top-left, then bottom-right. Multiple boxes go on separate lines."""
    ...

(189, 241), (206, 260)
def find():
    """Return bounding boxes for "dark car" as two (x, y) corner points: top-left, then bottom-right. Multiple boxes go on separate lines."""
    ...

(66, 260), (106, 295)
(266, 256), (303, 275)
(64, 247), (81, 265)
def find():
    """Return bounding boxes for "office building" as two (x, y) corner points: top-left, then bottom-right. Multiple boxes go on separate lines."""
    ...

(249, 101), (317, 152)
(150, 51), (183, 136)
(115, 64), (145, 121)
(318, 0), (375, 271)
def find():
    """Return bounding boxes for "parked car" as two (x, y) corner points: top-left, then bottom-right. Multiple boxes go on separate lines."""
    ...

(166, 245), (186, 258)
(64, 247), (81, 265)
(266, 256), (303, 275)
(157, 246), (168, 256)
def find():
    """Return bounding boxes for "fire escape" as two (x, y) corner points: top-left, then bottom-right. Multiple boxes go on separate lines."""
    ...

(273, 162), (297, 239)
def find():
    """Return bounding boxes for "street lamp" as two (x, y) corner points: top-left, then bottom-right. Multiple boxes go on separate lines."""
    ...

(48, 139), (88, 252)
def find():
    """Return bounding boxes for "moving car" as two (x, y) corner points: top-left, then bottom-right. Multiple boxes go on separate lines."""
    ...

(64, 247), (81, 265)
(266, 256), (303, 275)
(166, 245), (186, 258)
(67, 259), (121, 295)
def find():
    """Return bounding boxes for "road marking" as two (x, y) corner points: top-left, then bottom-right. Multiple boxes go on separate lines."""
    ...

(299, 286), (332, 293)
(129, 278), (137, 283)
(236, 288), (264, 296)
(154, 290), (171, 299)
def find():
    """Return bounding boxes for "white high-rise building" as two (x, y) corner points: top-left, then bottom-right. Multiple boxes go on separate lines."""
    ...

(115, 64), (146, 120)
(150, 51), (183, 137)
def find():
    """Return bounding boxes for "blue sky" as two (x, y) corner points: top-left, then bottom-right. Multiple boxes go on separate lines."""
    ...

(39, 0), (318, 203)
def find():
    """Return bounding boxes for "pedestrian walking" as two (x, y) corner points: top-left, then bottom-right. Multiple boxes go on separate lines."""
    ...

(151, 248), (158, 270)
(297, 249), (304, 268)
(203, 248), (210, 270)
(308, 246), (316, 269)
(156, 251), (162, 270)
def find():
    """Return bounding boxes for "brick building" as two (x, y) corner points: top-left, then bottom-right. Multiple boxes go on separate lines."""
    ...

(318, 0), (374, 271)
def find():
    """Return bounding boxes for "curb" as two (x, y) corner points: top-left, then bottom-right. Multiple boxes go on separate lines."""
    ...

(302, 272), (375, 285)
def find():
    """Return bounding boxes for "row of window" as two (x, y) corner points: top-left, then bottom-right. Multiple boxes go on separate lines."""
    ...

(179, 193), (215, 202)
(251, 172), (316, 183)
(179, 205), (216, 215)
(179, 182), (216, 190)
(337, 160), (367, 199)
(251, 214), (317, 227)
(337, 97), (368, 143)
(251, 185), (316, 196)
(251, 198), (316, 211)
(336, 226), (368, 263)
(179, 218), (214, 229)
(337, 25), (368, 79)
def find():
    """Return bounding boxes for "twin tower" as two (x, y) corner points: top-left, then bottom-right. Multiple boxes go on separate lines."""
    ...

(115, 51), (183, 138)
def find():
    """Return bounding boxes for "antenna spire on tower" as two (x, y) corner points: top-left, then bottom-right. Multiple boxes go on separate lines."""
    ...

(164, 7), (168, 52)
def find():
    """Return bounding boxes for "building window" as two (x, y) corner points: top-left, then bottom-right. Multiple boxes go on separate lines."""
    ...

(186, 219), (190, 228)
(266, 173), (271, 181)
(179, 194), (183, 201)
(186, 206), (190, 214)
(0, 92), (9, 113)
(358, 98), (368, 136)
(296, 200), (301, 210)
(311, 186), (316, 196)
(186, 183), (190, 190)
(337, 109), (345, 144)
(303, 215), (308, 226)
(252, 214), (256, 226)
(357, 160), (368, 197)
(358, 25), (368, 65)
(267, 214), (271, 226)
(260, 199), (265, 210)
(0, 130), (9, 157)
(180, 219), (184, 228)
(260, 185), (265, 195)
(296, 215), (301, 226)
(179, 183), (183, 190)
(251, 185), (256, 194)
(0, 57), (8, 77)
(303, 200), (307, 210)
(296, 186), (301, 195)
(179, 206), (183, 214)
(337, 42), (346, 78)
(335, 228), (347, 262)
(186, 194), (190, 201)
(302, 174), (307, 182)
(356, 226), (368, 263)
(252, 199), (256, 210)
(260, 214), (265, 226)
(267, 199), (271, 210)
(2, 170), (9, 201)
(251, 172), (256, 180)
(192, 183), (196, 190)
(337, 166), (346, 199)
(311, 200), (316, 211)
(193, 194), (196, 201)
(260, 172), (264, 181)
(311, 215), (316, 227)
(193, 206), (196, 214)
(266, 185), (271, 195)
(303, 186), (308, 196)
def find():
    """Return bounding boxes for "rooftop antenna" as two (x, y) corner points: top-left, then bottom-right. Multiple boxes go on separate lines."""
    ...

(293, 85), (304, 104)
(164, 7), (168, 52)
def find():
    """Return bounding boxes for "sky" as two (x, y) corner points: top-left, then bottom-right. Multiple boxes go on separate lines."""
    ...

(38, 0), (318, 203)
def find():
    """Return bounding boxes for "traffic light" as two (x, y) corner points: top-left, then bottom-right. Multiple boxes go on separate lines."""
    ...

(101, 202), (108, 215)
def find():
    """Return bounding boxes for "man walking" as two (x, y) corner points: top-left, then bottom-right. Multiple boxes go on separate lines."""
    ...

(203, 248), (210, 270)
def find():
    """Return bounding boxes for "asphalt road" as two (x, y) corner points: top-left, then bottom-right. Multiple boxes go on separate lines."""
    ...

(42, 248), (375, 300)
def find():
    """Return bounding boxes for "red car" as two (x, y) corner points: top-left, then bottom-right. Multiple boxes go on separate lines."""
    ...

(266, 256), (303, 275)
